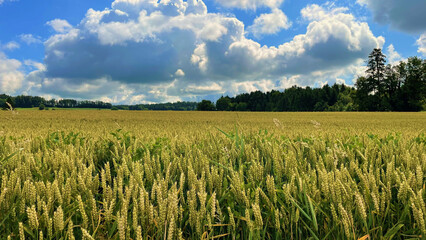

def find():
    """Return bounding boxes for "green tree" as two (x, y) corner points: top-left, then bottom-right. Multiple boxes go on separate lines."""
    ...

(0, 99), (5, 110)
(329, 91), (355, 111)
(383, 64), (400, 110)
(197, 100), (215, 111)
(366, 48), (386, 95)
(216, 96), (231, 111)
(395, 61), (407, 89)
(235, 102), (248, 111)
(402, 57), (426, 111)
(355, 48), (387, 111)
(39, 104), (46, 110)
(314, 101), (329, 111)
(355, 76), (378, 111)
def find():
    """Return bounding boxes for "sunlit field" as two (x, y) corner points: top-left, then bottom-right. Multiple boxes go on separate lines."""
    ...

(0, 110), (425, 239)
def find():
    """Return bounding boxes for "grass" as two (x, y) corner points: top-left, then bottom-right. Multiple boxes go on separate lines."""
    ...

(0, 111), (425, 239)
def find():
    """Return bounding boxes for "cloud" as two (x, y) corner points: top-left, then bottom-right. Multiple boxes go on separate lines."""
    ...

(386, 44), (403, 64)
(43, 3), (238, 84)
(220, 4), (384, 79)
(24, 60), (46, 71)
(214, 0), (283, 10)
(357, 0), (426, 33)
(417, 34), (426, 57)
(0, 0), (17, 5)
(25, 1), (384, 103)
(300, 4), (348, 21)
(47, 19), (73, 33)
(1, 41), (20, 51)
(248, 8), (291, 38)
(19, 34), (42, 44)
(0, 52), (25, 94)
(175, 69), (185, 77)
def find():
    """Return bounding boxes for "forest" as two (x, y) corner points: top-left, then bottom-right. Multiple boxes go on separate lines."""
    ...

(115, 102), (198, 111)
(199, 49), (425, 112)
(0, 94), (197, 111)
(0, 95), (113, 109)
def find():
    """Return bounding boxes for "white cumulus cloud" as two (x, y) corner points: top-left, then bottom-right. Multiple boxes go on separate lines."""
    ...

(175, 69), (185, 77)
(19, 34), (42, 45)
(0, 52), (25, 94)
(214, 0), (284, 10)
(386, 44), (403, 64)
(248, 8), (291, 38)
(1, 41), (20, 51)
(20, 1), (385, 103)
(417, 34), (426, 57)
(47, 19), (73, 33)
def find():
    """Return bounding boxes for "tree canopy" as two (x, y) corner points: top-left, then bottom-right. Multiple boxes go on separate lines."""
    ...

(356, 53), (425, 111)
(0, 95), (112, 109)
(197, 100), (216, 111)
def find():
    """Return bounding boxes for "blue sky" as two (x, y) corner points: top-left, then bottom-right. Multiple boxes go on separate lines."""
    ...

(0, 0), (425, 104)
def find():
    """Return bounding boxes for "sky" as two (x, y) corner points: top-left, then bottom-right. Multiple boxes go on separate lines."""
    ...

(0, 0), (425, 104)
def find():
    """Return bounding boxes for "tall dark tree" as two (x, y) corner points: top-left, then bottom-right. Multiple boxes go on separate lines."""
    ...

(355, 48), (387, 110)
(366, 48), (386, 95)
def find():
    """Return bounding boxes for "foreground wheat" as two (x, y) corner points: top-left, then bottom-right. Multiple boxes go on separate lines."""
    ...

(0, 111), (425, 239)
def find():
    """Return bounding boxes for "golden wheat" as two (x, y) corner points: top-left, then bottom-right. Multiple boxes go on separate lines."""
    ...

(0, 110), (424, 239)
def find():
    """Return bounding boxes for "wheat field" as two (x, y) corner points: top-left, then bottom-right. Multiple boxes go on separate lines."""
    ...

(0, 110), (425, 239)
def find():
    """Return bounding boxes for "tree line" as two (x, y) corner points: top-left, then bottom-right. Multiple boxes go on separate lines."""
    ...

(0, 94), (198, 111)
(0, 95), (112, 109)
(198, 49), (425, 112)
(198, 84), (356, 112)
(114, 102), (197, 111)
